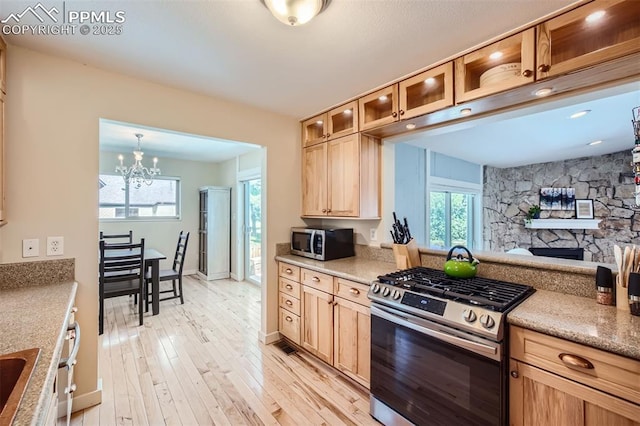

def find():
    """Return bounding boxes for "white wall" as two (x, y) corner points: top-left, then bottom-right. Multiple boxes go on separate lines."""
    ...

(2, 45), (301, 408)
(99, 153), (220, 273)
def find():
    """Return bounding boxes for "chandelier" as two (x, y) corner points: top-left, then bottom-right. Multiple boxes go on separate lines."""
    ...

(260, 0), (330, 26)
(115, 133), (160, 189)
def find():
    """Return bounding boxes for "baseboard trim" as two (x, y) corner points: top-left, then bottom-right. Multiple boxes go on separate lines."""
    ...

(230, 272), (239, 281)
(62, 387), (102, 415)
(259, 330), (281, 345)
(183, 269), (197, 276)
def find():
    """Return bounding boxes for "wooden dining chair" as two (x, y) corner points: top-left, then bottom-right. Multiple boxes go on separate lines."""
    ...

(145, 231), (189, 310)
(99, 230), (133, 245)
(99, 238), (145, 335)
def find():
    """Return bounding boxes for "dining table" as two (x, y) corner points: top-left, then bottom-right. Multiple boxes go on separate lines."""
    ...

(101, 248), (167, 316)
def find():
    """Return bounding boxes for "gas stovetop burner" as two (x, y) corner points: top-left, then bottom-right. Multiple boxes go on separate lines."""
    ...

(376, 266), (534, 312)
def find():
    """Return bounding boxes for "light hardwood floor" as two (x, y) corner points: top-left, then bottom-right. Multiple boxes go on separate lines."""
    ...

(72, 275), (379, 426)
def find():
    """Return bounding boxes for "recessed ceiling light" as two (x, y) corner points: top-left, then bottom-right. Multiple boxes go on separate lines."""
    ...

(534, 87), (553, 97)
(343, 109), (352, 115)
(460, 108), (472, 116)
(570, 110), (591, 119)
(406, 123), (416, 130)
(316, 120), (323, 125)
(489, 51), (503, 60)
(424, 77), (436, 85)
(378, 95), (388, 102)
(586, 10), (605, 23)
(588, 140), (603, 146)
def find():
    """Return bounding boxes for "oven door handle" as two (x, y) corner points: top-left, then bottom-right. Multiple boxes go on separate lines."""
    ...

(371, 305), (501, 360)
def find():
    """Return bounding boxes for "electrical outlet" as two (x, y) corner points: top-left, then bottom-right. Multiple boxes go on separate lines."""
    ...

(47, 236), (64, 256)
(370, 228), (377, 241)
(22, 239), (39, 258)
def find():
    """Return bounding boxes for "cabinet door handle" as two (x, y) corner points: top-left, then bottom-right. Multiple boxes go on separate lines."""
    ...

(392, 111), (398, 118)
(510, 370), (519, 378)
(285, 284), (293, 290)
(349, 288), (360, 295)
(312, 276), (320, 282)
(285, 300), (293, 306)
(537, 64), (550, 73)
(522, 69), (533, 77)
(399, 110), (405, 116)
(328, 299), (334, 305)
(322, 209), (327, 213)
(285, 316), (293, 322)
(558, 353), (594, 369)
(326, 133), (331, 138)
(59, 322), (81, 370)
(285, 268), (292, 274)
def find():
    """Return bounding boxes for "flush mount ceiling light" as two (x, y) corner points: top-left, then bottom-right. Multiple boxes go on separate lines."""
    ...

(116, 133), (160, 189)
(261, 0), (330, 26)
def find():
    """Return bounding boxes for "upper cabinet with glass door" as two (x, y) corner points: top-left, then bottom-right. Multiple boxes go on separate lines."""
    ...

(536, 0), (640, 80)
(302, 101), (358, 148)
(455, 29), (535, 103)
(359, 62), (454, 132)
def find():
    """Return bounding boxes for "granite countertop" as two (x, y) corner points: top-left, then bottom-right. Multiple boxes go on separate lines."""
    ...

(276, 252), (639, 361)
(275, 254), (398, 285)
(508, 289), (640, 361)
(0, 281), (77, 426)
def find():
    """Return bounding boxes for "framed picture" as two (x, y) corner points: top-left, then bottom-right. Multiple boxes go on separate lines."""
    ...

(575, 199), (594, 219)
(540, 187), (575, 210)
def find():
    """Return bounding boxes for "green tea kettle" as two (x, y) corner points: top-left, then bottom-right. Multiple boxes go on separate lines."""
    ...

(444, 246), (479, 278)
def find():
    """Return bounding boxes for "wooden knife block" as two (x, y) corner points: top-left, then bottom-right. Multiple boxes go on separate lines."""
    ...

(392, 239), (421, 269)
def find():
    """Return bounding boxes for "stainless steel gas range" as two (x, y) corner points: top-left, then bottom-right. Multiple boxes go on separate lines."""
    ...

(368, 266), (535, 426)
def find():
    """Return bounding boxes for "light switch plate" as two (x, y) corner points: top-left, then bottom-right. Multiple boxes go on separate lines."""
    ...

(22, 239), (39, 258)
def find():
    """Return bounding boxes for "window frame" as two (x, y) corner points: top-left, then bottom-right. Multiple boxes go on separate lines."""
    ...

(99, 173), (182, 222)
(426, 176), (482, 250)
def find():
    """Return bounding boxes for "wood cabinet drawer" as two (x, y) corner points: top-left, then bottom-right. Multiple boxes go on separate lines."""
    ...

(279, 262), (300, 281)
(279, 308), (300, 345)
(279, 292), (300, 315)
(334, 278), (371, 307)
(279, 277), (300, 299)
(301, 268), (333, 293)
(510, 326), (640, 404)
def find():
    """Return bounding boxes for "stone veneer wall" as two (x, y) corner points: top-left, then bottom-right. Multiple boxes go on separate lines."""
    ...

(483, 150), (639, 264)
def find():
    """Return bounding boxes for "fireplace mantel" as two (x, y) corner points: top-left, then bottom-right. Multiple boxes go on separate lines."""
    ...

(525, 219), (601, 230)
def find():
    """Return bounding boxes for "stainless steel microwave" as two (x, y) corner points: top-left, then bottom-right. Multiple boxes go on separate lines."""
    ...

(290, 227), (354, 261)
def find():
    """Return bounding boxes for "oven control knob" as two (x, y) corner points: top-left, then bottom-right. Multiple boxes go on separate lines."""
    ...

(382, 287), (391, 297)
(371, 283), (380, 294)
(392, 290), (401, 300)
(462, 309), (477, 323)
(480, 314), (495, 329)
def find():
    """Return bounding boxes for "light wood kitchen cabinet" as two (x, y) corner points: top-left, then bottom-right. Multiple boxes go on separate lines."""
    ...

(0, 91), (5, 224)
(278, 264), (373, 388)
(0, 35), (6, 95)
(455, 29), (535, 103)
(536, 0), (640, 80)
(301, 284), (334, 364)
(333, 278), (371, 388)
(302, 133), (380, 218)
(509, 326), (640, 426)
(302, 101), (358, 148)
(359, 63), (454, 132)
(278, 263), (302, 344)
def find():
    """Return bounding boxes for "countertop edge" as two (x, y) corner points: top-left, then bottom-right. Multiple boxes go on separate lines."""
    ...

(275, 255), (397, 285)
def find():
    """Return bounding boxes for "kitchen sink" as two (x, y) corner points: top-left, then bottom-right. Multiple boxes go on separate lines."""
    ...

(0, 348), (40, 426)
